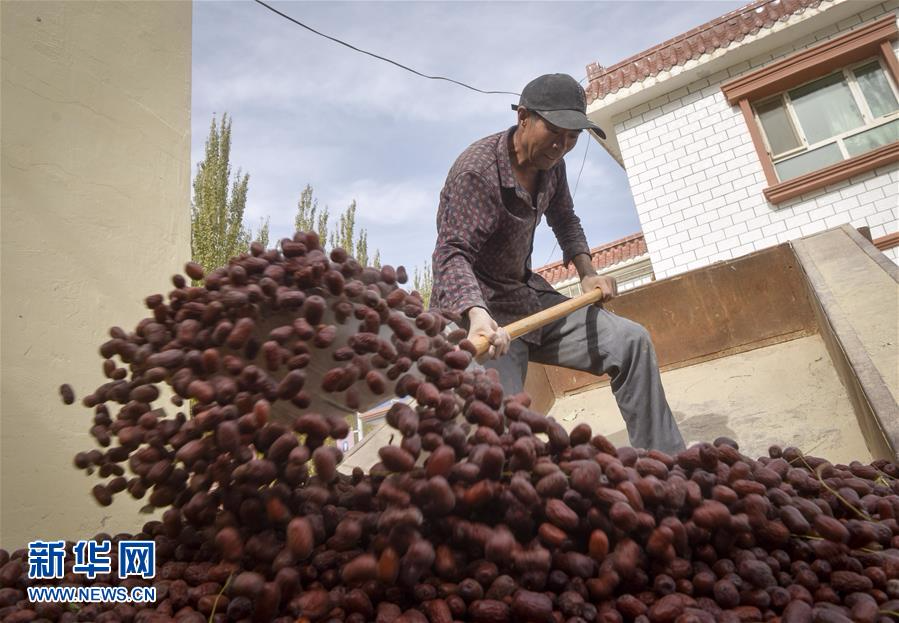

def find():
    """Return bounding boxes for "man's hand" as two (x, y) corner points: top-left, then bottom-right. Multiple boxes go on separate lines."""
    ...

(581, 274), (617, 304)
(466, 307), (510, 360)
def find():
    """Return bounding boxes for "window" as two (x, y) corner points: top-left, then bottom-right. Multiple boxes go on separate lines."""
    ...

(721, 14), (899, 204)
(556, 282), (583, 298)
(753, 60), (899, 182)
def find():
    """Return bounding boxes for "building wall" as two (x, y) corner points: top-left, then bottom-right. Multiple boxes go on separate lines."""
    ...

(1, 2), (192, 546)
(616, 2), (899, 278)
(548, 255), (655, 297)
(627, 275), (654, 290)
(554, 270), (653, 297)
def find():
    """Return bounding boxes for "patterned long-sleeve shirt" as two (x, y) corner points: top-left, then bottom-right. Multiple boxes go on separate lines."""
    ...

(431, 127), (591, 344)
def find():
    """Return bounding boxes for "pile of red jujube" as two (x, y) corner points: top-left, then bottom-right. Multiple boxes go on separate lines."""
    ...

(2, 232), (898, 623)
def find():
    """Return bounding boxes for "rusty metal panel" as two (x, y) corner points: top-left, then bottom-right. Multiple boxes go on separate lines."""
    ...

(542, 244), (817, 396)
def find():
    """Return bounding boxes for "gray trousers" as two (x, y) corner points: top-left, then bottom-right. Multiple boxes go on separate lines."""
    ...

(484, 290), (685, 454)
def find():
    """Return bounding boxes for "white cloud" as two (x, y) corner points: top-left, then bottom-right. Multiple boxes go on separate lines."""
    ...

(327, 178), (437, 226)
(321, 177), (440, 270)
(192, 0), (748, 271)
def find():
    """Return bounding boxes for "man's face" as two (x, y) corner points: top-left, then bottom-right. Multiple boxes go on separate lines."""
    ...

(517, 110), (581, 170)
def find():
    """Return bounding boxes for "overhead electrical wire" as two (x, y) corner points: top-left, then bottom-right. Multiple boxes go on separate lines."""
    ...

(572, 135), (592, 202)
(252, 0), (599, 270)
(253, 0), (520, 97)
(542, 136), (591, 267)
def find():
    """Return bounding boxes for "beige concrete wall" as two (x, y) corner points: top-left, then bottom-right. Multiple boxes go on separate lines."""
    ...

(1, 1), (191, 547)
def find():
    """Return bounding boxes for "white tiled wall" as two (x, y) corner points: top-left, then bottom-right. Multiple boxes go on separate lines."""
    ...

(623, 274), (654, 290)
(617, 2), (899, 278)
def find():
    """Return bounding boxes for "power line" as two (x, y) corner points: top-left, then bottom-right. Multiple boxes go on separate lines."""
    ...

(542, 136), (591, 266)
(253, 0), (520, 97)
(572, 135), (592, 198)
(253, 0), (595, 268)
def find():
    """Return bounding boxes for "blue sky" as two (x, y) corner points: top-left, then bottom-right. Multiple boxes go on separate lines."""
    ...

(192, 0), (746, 274)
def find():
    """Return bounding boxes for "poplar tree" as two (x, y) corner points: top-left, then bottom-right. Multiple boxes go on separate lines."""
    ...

(413, 262), (433, 308)
(329, 201), (374, 267)
(294, 184), (330, 249)
(190, 113), (268, 271)
(294, 189), (380, 268)
(255, 217), (270, 250)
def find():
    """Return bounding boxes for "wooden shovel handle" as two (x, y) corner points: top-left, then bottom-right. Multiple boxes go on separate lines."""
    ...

(470, 287), (605, 357)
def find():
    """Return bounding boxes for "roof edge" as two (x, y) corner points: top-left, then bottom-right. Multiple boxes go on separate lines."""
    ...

(536, 231), (646, 273)
(585, 0), (837, 102)
(584, 0), (878, 162)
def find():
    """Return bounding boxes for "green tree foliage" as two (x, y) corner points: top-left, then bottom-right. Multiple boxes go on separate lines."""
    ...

(329, 201), (377, 268)
(294, 184), (330, 248)
(255, 217), (270, 249)
(413, 261), (433, 308)
(191, 113), (268, 270)
(294, 188), (380, 268)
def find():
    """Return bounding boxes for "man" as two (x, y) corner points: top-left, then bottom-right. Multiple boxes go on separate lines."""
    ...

(430, 73), (685, 454)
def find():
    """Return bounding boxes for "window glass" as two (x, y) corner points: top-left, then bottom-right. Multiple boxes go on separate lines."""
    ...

(854, 62), (899, 118)
(774, 142), (843, 180)
(844, 119), (899, 156)
(789, 72), (864, 144)
(756, 98), (801, 155)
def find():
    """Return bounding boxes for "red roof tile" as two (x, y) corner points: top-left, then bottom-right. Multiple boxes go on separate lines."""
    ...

(585, 0), (827, 102)
(535, 232), (648, 286)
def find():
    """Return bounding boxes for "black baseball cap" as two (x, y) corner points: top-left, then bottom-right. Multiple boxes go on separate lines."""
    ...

(512, 73), (606, 140)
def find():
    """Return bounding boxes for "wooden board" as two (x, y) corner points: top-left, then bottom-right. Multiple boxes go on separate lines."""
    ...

(540, 244), (818, 397)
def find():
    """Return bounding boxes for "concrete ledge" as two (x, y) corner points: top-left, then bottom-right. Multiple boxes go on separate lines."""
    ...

(791, 225), (899, 460)
(848, 225), (899, 282)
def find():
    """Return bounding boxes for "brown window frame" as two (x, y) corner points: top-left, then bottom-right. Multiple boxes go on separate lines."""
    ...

(875, 231), (899, 251)
(722, 14), (899, 204)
